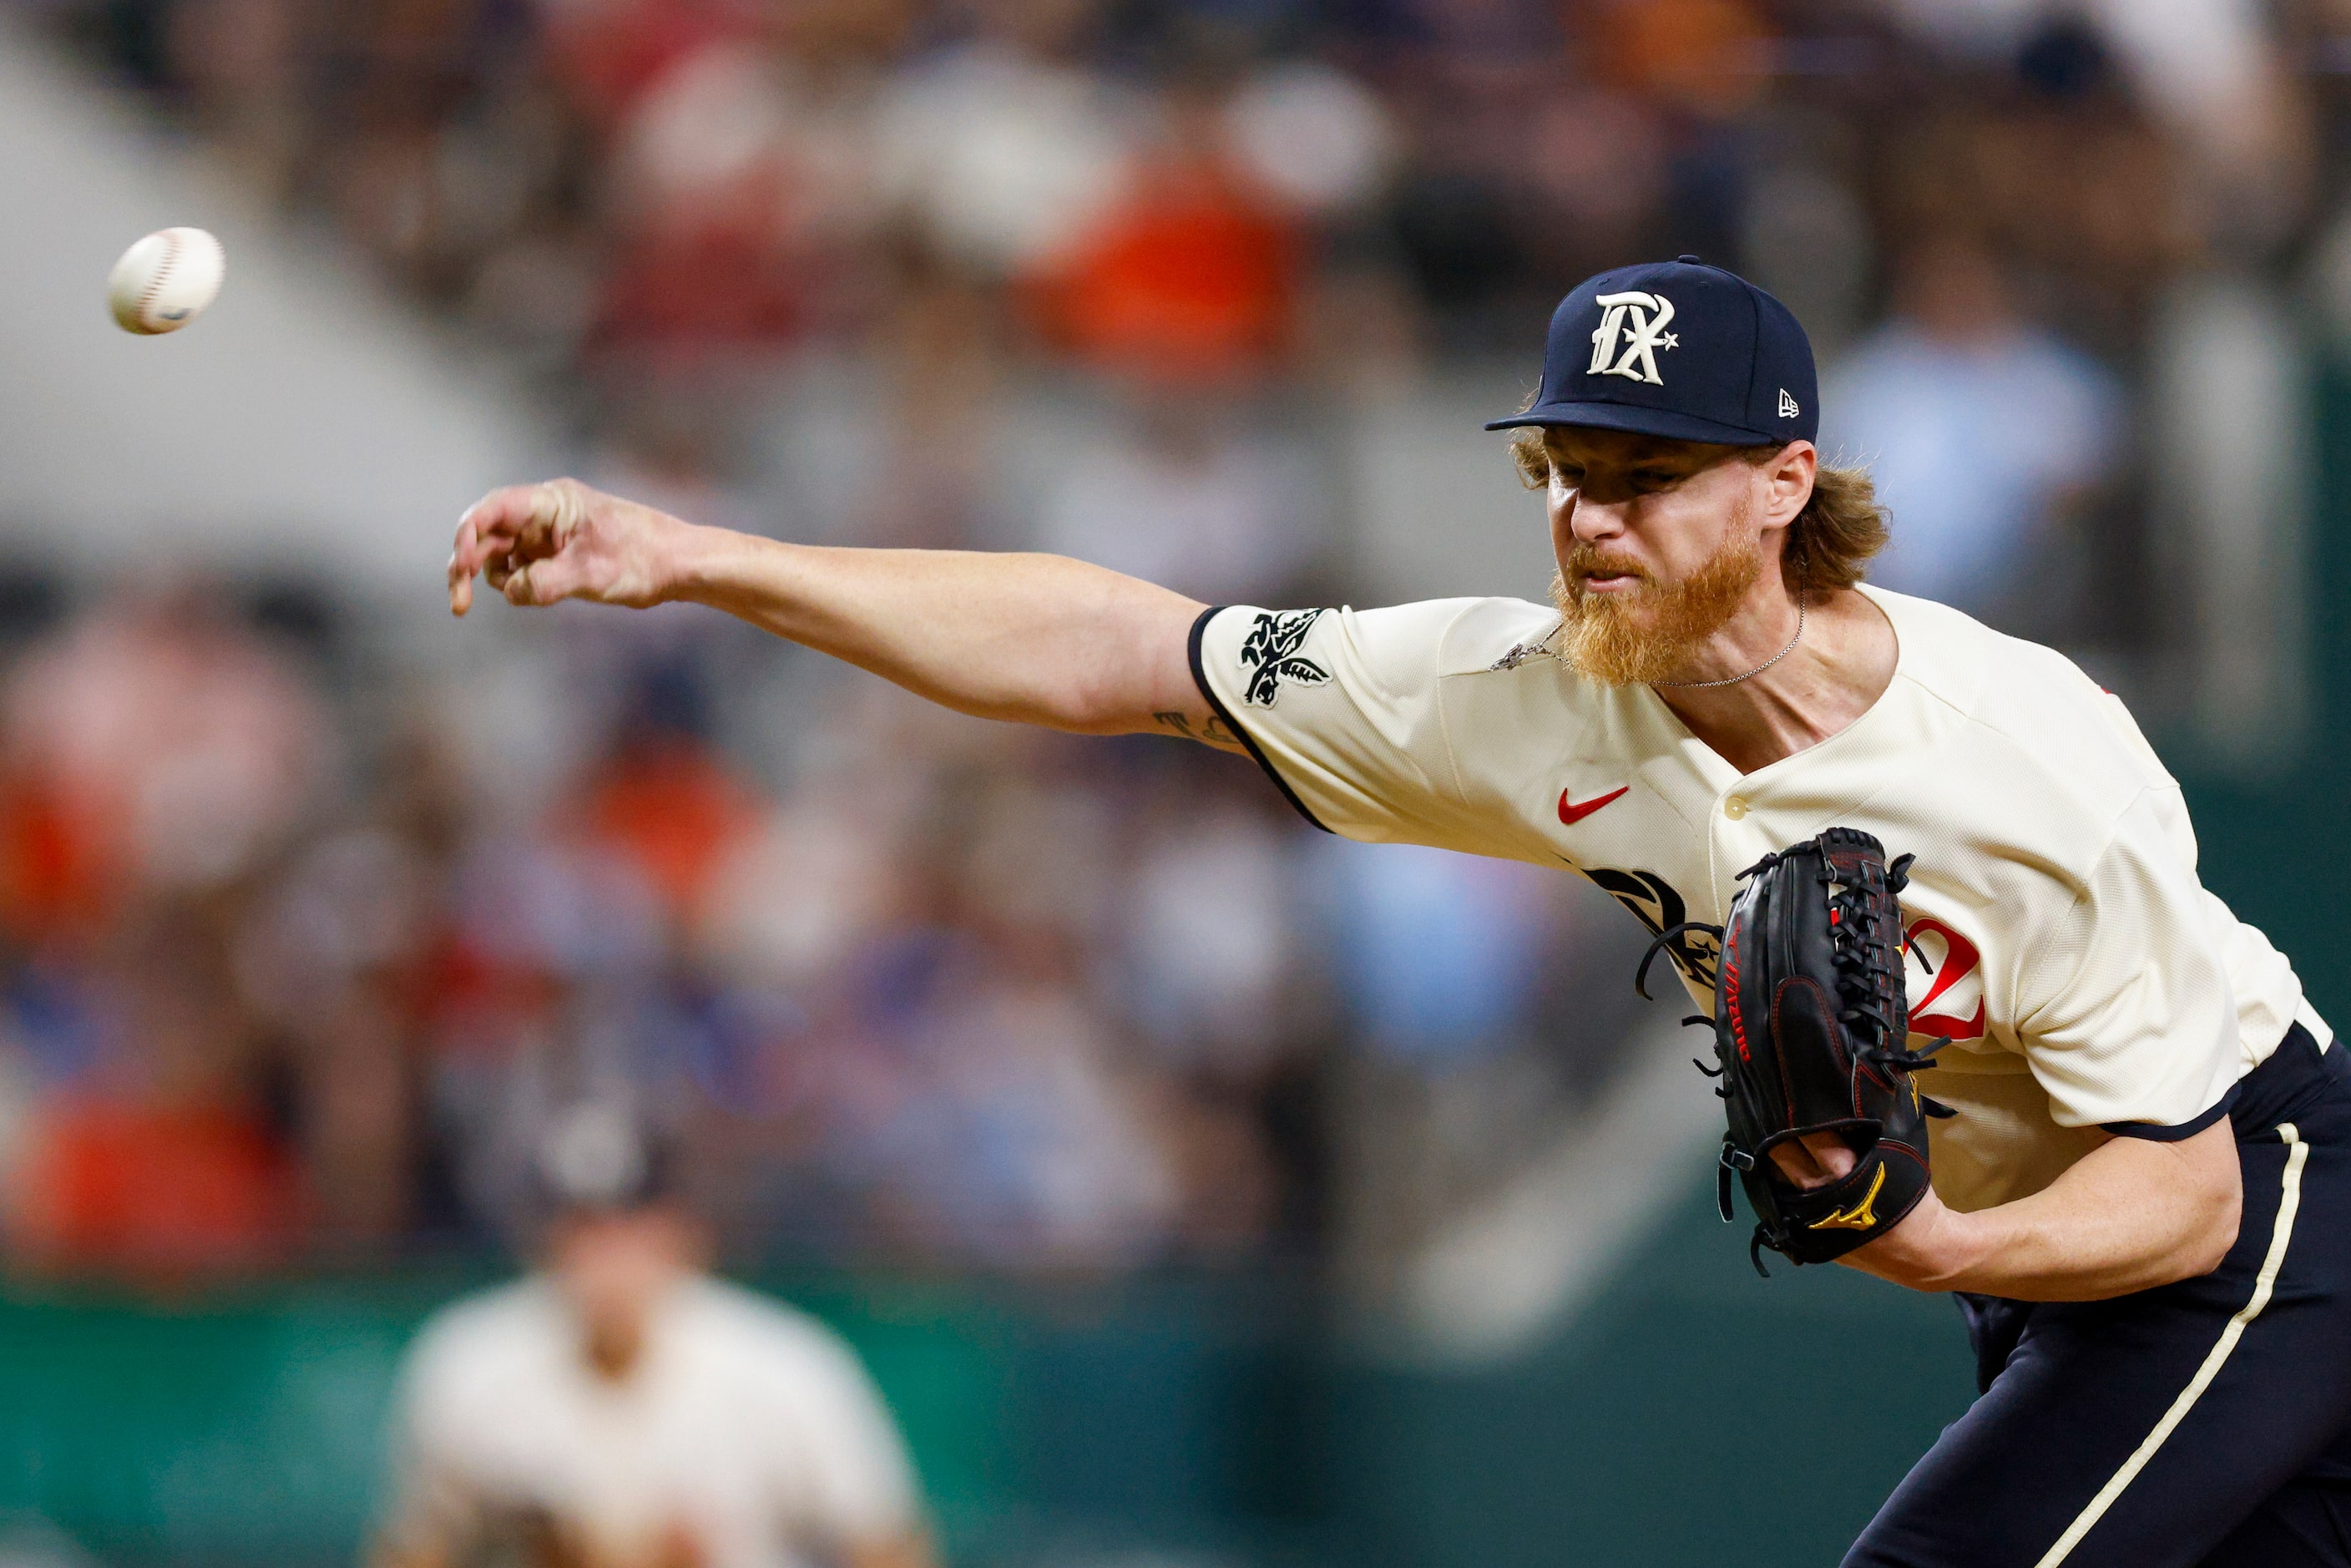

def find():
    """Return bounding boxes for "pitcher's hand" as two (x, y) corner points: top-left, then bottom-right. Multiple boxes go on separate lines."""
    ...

(1770, 1130), (1859, 1188)
(448, 479), (687, 615)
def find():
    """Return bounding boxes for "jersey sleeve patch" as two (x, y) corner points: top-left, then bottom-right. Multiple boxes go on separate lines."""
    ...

(1189, 605), (1333, 833)
(1188, 601), (1502, 851)
(1236, 609), (1332, 706)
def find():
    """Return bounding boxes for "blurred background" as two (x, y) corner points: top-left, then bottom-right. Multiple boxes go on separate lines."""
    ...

(3, 0), (2351, 1562)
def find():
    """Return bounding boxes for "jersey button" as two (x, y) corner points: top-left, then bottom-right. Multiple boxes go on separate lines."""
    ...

(1723, 796), (1748, 820)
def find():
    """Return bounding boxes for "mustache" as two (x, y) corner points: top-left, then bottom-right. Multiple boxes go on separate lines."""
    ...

(1561, 548), (1655, 590)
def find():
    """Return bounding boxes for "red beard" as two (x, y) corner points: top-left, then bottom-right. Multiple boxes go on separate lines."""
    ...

(1550, 531), (1766, 687)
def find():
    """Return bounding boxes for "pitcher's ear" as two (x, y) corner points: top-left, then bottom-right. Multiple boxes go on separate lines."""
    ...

(1764, 440), (1817, 529)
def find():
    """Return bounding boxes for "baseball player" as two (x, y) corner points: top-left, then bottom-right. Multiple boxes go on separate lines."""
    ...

(371, 1103), (933, 1568)
(446, 257), (2351, 1565)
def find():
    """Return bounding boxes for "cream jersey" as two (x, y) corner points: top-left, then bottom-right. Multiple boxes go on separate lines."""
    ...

(378, 1275), (923, 1568)
(1191, 584), (2328, 1212)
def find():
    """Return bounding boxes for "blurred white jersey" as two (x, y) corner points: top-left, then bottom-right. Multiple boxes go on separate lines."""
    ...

(381, 1275), (922, 1568)
(1191, 584), (2329, 1211)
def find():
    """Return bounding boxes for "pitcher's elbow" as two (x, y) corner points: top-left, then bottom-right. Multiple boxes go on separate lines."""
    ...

(2135, 1179), (2239, 1291)
(2182, 1182), (2242, 1280)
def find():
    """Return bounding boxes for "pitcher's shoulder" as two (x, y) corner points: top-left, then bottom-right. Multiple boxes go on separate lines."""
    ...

(1864, 586), (2173, 794)
(1425, 596), (1565, 677)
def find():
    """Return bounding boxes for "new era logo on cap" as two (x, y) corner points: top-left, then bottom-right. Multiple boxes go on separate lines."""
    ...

(1487, 258), (1820, 447)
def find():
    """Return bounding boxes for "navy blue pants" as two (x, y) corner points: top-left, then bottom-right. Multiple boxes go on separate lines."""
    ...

(1845, 1026), (2351, 1567)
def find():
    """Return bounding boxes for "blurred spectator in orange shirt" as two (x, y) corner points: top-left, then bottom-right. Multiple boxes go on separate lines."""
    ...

(1032, 142), (1301, 384)
(571, 666), (762, 919)
(1585, 0), (1768, 122)
(1023, 48), (1392, 387)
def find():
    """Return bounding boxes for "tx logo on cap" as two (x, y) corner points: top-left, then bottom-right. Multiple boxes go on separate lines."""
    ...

(1587, 291), (1680, 385)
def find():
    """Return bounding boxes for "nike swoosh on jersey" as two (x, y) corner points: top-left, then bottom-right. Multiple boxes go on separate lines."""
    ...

(1558, 786), (1631, 826)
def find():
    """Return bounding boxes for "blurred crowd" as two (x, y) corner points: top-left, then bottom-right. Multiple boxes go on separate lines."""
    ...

(42, 0), (2351, 649)
(18, 0), (2351, 1285)
(0, 578), (1631, 1282)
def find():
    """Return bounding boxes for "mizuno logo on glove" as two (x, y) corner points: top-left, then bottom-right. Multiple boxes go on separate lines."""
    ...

(1807, 1165), (1887, 1232)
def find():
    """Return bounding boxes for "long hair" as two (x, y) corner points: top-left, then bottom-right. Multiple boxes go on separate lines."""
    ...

(1509, 428), (1888, 596)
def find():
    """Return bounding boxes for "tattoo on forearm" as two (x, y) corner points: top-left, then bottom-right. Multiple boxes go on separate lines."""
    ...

(1153, 710), (1243, 749)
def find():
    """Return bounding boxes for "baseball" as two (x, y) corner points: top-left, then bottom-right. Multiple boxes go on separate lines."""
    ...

(106, 227), (225, 336)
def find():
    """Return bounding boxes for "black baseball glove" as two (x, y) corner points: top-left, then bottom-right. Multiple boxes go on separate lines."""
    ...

(1636, 827), (1954, 1276)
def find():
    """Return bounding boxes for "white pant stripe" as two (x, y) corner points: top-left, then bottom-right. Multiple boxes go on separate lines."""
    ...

(2033, 1123), (2310, 1568)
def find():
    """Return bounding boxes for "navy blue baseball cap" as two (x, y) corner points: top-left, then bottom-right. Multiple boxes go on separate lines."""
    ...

(1486, 258), (1819, 447)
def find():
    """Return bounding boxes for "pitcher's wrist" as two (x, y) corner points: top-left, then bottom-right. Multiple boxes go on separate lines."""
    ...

(658, 520), (736, 605)
(1853, 1191), (1990, 1292)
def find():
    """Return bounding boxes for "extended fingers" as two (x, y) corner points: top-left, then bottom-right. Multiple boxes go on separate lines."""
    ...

(455, 486), (528, 562)
(452, 492), (513, 615)
(448, 526), (476, 616)
(451, 481), (585, 615)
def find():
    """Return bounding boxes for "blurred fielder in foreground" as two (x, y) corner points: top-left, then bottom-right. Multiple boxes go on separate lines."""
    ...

(447, 258), (2351, 1565)
(371, 1103), (933, 1568)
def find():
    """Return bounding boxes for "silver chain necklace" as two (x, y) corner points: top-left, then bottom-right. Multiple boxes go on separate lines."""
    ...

(1654, 595), (1806, 690)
